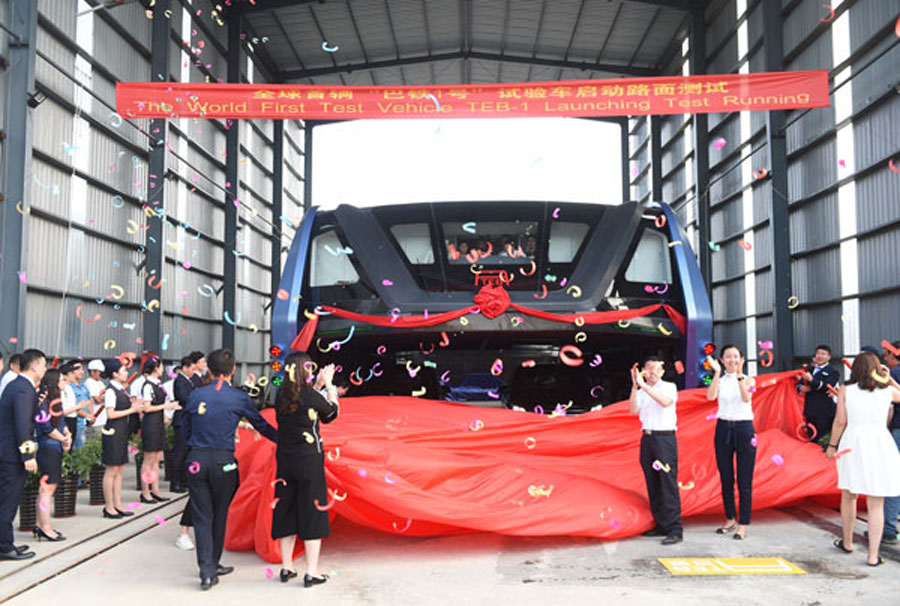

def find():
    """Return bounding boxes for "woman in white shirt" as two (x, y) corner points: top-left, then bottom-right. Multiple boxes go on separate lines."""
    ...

(706, 345), (756, 540)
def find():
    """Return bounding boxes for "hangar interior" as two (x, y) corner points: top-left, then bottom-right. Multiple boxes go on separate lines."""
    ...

(0, 0), (897, 378)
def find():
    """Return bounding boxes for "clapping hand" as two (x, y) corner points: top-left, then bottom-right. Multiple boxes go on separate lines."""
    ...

(706, 356), (721, 374)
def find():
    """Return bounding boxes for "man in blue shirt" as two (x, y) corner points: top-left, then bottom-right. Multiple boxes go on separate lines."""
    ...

(68, 361), (92, 451)
(0, 349), (46, 561)
(182, 349), (277, 590)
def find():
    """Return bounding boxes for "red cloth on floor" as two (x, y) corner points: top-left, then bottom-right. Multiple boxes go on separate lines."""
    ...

(224, 370), (838, 563)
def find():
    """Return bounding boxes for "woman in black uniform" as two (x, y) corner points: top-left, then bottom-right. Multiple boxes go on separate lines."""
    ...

(271, 353), (339, 587)
(102, 359), (142, 519)
(33, 370), (71, 541)
(139, 357), (180, 504)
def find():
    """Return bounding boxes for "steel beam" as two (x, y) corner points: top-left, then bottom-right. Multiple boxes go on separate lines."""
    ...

(279, 50), (658, 81)
(303, 121), (314, 211)
(142, 0), (170, 355)
(0, 0), (38, 352)
(650, 115), (663, 202)
(690, 9), (712, 293)
(223, 13), (242, 351)
(763, 0), (793, 369)
(271, 120), (285, 298)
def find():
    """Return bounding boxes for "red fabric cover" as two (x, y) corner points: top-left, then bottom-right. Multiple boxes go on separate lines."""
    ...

(225, 370), (838, 563)
(289, 302), (687, 352)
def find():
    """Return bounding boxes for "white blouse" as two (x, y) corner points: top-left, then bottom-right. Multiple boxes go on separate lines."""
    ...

(716, 373), (753, 421)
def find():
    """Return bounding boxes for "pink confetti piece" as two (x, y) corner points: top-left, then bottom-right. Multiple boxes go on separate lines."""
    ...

(630, 166), (639, 178)
(610, 519), (621, 530)
(706, 413), (718, 421)
(713, 137), (727, 149)
(382, 279), (394, 286)
(17, 271), (26, 284)
(264, 567), (274, 579)
(838, 159), (846, 168)
(750, 435), (759, 447)
(758, 340), (773, 350)
(154, 515), (166, 525)
(834, 448), (852, 459)
(771, 454), (784, 466)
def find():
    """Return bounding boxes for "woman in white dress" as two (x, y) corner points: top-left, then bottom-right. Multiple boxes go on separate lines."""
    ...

(827, 352), (900, 566)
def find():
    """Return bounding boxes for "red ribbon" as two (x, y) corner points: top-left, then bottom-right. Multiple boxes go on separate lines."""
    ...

(291, 287), (686, 352)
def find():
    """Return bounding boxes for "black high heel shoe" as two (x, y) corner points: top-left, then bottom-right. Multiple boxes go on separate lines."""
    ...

(303, 573), (328, 588)
(150, 493), (170, 502)
(139, 494), (157, 504)
(33, 527), (65, 542)
(103, 508), (124, 519)
(279, 569), (297, 583)
(115, 508), (135, 517)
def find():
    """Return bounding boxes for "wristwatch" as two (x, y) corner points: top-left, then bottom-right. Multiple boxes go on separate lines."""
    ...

(737, 375), (745, 381)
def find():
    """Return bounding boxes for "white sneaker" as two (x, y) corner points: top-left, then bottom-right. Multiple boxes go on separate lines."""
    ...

(175, 533), (194, 550)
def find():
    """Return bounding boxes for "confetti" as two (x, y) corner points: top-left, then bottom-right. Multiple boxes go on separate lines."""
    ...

(652, 460), (671, 473)
(750, 435), (759, 447)
(469, 419), (484, 431)
(712, 137), (727, 149)
(771, 454), (784, 466)
(425, 94), (441, 111)
(753, 168), (769, 180)
(533, 284), (548, 299)
(589, 354), (603, 367)
(321, 41), (339, 52)
(552, 207), (561, 219)
(738, 240), (752, 251)
(411, 386), (427, 397)
(270, 498), (280, 509)
(527, 484), (553, 498)
(524, 437), (537, 449)
(657, 323), (673, 336)
(654, 214), (667, 229)
(519, 260), (537, 276)
(198, 402), (207, 414)
(461, 221), (477, 234)
(154, 515), (166, 525)
(384, 472), (398, 485)
(819, 3), (835, 23)
(787, 295), (800, 309)
(490, 358), (503, 376)
(758, 340), (773, 350)
(678, 481), (695, 490)
(392, 518), (413, 532)
(101, 427), (116, 436)
(34, 410), (51, 423)
(834, 448), (852, 459)
(667, 240), (682, 248)
(759, 350), (773, 367)
(674, 361), (685, 374)
(566, 285), (583, 298)
(188, 461), (201, 474)
(883, 340), (900, 357)
(890, 158), (900, 173)
(313, 497), (335, 511)
(223, 311), (241, 325)
(222, 462), (237, 472)
(589, 385), (605, 398)
(128, 445), (139, 455)
(75, 305), (102, 323)
(264, 567), (274, 580)
(559, 344), (584, 367)
(706, 413), (718, 421)
(382, 279), (394, 286)
(708, 241), (721, 251)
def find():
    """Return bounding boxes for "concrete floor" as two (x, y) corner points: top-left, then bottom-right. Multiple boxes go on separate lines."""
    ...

(3, 483), (899, 606)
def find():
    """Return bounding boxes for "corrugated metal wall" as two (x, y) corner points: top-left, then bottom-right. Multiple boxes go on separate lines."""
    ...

(10, 0), (307, 378)
(628, 0), (899, 369)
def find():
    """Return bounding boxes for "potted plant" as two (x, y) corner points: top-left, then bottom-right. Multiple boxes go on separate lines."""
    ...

(163, 424), (175, 482)
(80, 435), (106, 506)
(18, 472), (39, 531)
(54, 450), (79, 518)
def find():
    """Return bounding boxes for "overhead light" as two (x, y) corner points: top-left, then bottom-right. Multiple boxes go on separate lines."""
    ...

(27, 91), (46, 108)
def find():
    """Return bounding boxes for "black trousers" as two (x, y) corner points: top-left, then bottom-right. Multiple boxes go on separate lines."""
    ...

(65, 418), (78, 446)
(187, 449), (239, 579)
(639, 433), (683, 536)
(714, 420), (757, 525)
(171, 423), (189, 488)
(0, 462), (26, 553)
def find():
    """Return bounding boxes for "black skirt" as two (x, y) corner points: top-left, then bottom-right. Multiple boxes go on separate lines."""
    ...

(141, 410), (165, 452)
(102, 416), (130, 466)
(270, 452), (330, 541)
(36, 447), (63, 484)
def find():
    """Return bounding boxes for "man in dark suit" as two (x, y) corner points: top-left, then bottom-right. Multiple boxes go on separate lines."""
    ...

(171, 356), (196, 494)
(0, 349), (47, 560)
(182, 348), (277, 590)
(189, 351), (207, 388)
(799, 344), (841, 444)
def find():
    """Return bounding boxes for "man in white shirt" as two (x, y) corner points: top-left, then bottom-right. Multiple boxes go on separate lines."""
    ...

(0, 354), (21, 399)
(629, 356), (683, 545)
(84, 359), (107, 428)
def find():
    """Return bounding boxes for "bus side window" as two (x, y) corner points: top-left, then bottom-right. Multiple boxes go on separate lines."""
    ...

(624, 229), (673, 284)
(548, 222), (590, 263)
(310, 230), (359, 286)
(391, 224), (435, 265)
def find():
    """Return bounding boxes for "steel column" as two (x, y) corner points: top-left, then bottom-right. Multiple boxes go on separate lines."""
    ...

(0, 0), (38, 352)
(223, 13), (241, 351)
(763, 0), (793, 369)
(271, 120), (284, 297)
(619, 118), (630, 203)
(303, 121), (314, 211)
(690, 9), (712, 293)
(649, 115), (663, 202)
(142, 0), (170, 355)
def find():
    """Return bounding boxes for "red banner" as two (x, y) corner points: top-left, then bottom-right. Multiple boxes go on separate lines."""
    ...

(117, 70), (828, 120)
